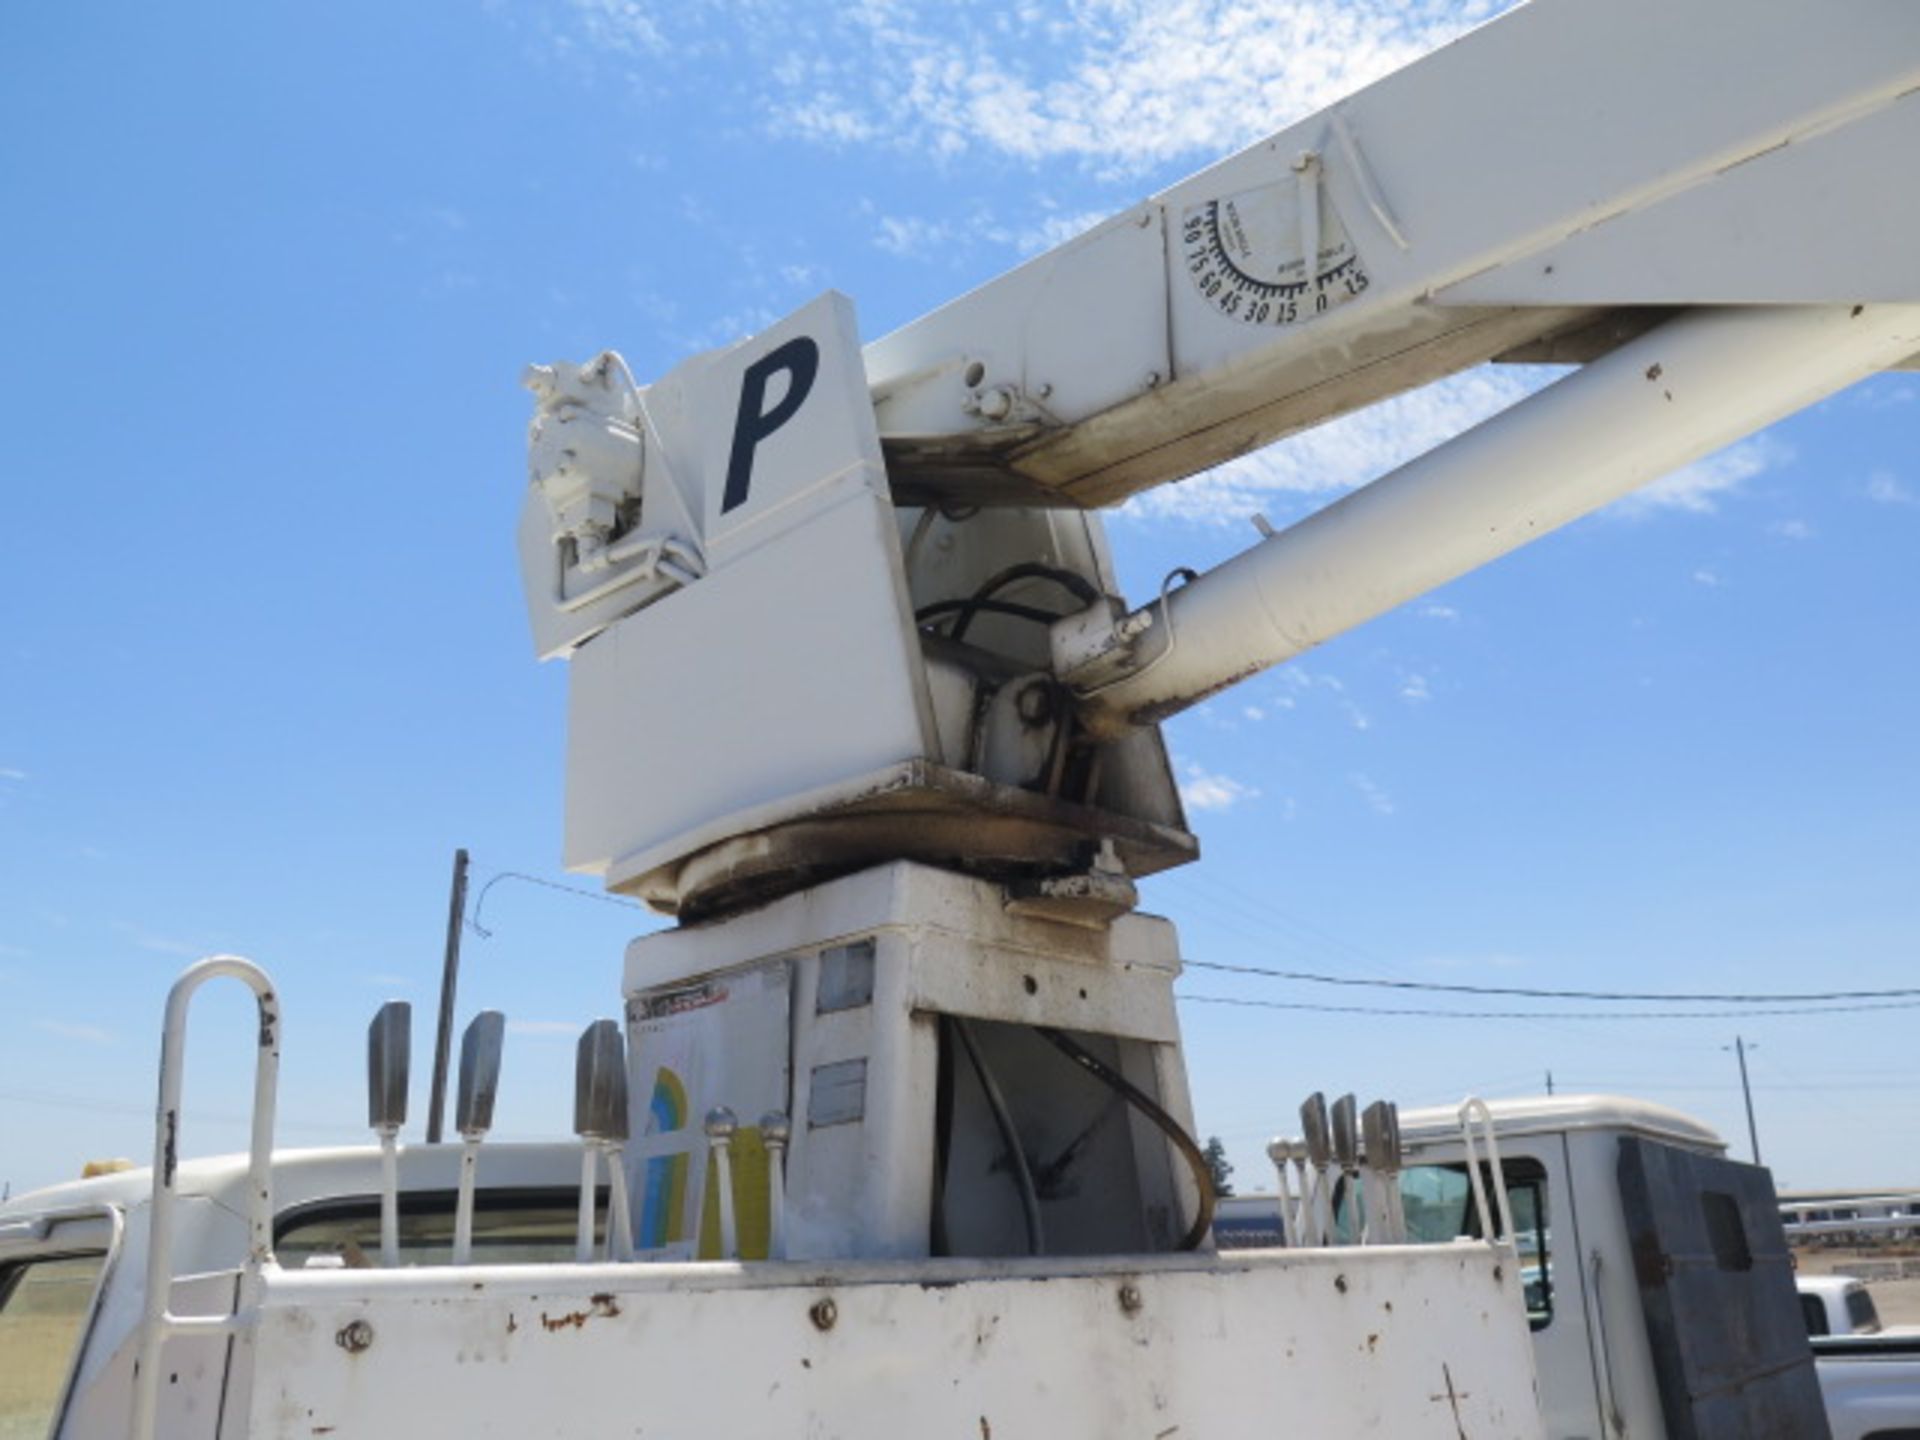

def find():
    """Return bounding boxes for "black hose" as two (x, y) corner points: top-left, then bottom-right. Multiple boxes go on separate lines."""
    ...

(1035, 1027), (1216, 1251)
(914, 597), (1063, 630)
(952, 1017), (1045, 1256)
(944, 564), (1100, 644)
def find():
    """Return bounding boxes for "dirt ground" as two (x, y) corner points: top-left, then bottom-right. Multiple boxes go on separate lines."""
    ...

(1795, 1248), (1920, 1327)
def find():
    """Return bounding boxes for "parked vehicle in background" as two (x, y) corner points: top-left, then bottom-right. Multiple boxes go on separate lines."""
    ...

(1802, 1276), (1889, 1339)
(1227, 1094), (1920, 1440)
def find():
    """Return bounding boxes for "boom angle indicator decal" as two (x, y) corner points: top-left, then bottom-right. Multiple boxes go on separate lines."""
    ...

(1181, 182), (1370, 327)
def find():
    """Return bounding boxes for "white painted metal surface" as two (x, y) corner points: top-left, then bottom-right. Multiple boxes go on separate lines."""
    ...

(621, 862), (1195, 1263)
(239, 1247), (1543, 1439)
(864, 0), (1920, 506)
(132, 956), (280, 1440)
(1069, 304), (1920, 728)
(15, 3), (1920, 1436)
(1396, 1093), (1728, 1153)
(561, 295), (937, 891)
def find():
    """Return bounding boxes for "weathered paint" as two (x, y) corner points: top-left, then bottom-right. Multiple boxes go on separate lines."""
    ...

(241, 1246), (1545, 1438)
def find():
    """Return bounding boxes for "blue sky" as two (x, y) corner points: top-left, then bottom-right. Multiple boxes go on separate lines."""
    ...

(3, 0), (1916, 1201)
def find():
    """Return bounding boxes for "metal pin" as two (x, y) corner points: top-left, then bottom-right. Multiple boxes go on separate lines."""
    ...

(1265, 1138), (1295, 1249)
(761, 1111), (790, 1261)
(705, 1107), (739, 1260)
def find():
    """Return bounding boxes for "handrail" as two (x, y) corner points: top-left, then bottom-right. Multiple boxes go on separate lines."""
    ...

(130, 956), (281, 1440)
(1457, 1097), (1516, 1248)
(1588, 1247), (1628, 1438)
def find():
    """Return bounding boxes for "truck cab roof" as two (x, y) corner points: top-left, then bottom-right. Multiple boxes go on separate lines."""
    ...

(1394, 1093), (1728, 1155)
(0, 1142), (584, 1229)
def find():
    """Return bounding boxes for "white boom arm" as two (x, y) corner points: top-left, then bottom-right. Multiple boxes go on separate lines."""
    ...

(1066, 303), (1920, 730)
(867, 0), (1920, 510)
(520, 0), (1920, 916)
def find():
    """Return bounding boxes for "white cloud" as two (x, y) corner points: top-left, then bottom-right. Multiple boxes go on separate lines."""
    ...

(1398, 673), (1431, 703)
(0, 767), (25, 782)
(37, 1019), (114, 1047)
(1612, 437), (1789, 517)
(1349, 771), (1395, 815)
(760, 0), (1514, 174)
(1014, 209), (1110, 255)
(1691, 568), (1723, 588)
(562, 1), (1516, 173)
(1178, 761), (1259, 812)
(1768, 518), (1814, 541)
(567, 0), (667, 56)
(873, 214), (959, 258)
(1419, 603), (1459, 622)
(1852, 381), (1915, 411)
(1866, 470), (1914, 506)
(1122, 367), (1546, 525)
(1242, 704), (1266, 721)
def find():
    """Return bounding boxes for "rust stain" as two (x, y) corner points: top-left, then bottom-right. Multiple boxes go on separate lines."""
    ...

(539, 1293), (621, 1331)
(979, 1418), (991, 1440)
(506, 1313), (518, 1335)
(1366, 1333), (1379, 1353)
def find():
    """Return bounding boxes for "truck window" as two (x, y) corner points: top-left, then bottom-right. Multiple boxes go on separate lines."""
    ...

(1802, 1292), (1830, 1336)
(0, 1252), (105, 1439)
(276, 1188), (599, 1268)
(1845, 1285), (1882, 1335)
(1397, 1159), (1554, 1331)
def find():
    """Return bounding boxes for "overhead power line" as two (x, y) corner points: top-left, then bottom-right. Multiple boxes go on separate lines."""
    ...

(468, 867), (651, 937)
(1179, 993), (1920, 1021)
(1182, 958), (1920, 1005)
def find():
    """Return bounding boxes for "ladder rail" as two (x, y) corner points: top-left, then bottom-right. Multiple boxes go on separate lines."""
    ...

(130, 955), (281, 1440)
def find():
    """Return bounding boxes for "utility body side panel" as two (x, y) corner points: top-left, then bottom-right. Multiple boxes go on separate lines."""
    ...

(241, 1249), (1544, 1439)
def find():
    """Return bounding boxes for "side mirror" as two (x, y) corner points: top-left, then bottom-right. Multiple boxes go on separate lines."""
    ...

(1363, 1100), (1402, 1172)
(575, 1020), (630, 1142)
(455, 1011), (506, 1139)
(1300, 1092), (1331, 1169)
(367, 1001), (412, 1133)
(1331, 1093), (1359, 1171)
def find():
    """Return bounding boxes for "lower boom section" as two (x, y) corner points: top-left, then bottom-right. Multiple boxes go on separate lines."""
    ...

(240, 1246), (1544, 1437)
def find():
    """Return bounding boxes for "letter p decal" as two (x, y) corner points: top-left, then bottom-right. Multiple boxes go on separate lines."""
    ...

(721, 336), (820, 514)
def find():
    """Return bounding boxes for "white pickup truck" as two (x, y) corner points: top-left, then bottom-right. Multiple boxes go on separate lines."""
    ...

(1222, 1095), (1920, 1440)
(1801, 1275), (1895, 1339)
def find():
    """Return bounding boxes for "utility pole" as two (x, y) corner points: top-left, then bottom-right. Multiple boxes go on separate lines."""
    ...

(1545, 1070), (1555, 1096)
(427, 849), (471, 1144)
(1727, 1035), (1761, 1165)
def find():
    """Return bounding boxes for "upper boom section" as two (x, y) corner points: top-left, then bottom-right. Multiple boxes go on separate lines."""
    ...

(868, 0), (1920, 509)
(518, 0), (1920, 920)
